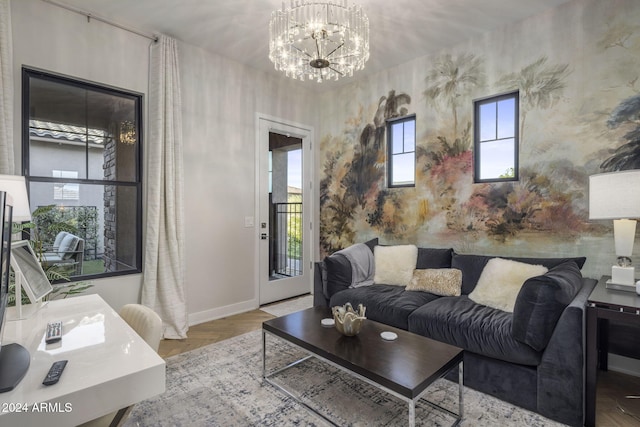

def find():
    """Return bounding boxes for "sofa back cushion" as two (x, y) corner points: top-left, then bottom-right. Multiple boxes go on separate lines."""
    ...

(324, 253), (352, 298)
(451, 253), (586, 295)
(53, 231), (69, 250)
(324, 238), (378, 298)
(511, 261), (584, 351)
(416, 247), (454, 269)
(58, 233), (80, 259)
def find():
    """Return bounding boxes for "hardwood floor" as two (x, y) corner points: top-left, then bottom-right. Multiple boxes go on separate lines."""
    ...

(596, 370), (640, 426)
(158, 309), (275, 358)
(158, 302), (640, 426)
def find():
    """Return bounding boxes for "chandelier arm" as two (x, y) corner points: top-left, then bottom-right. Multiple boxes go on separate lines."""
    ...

(328, 66), (345, 76)
(324, 42), (344, 59)
(330, 54), (360, 60)
(292, 45), (314, 59)
(315, 37), (322, 60)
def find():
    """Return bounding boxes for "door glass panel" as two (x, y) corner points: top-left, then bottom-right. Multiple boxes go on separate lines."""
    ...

(268, 133), (303, 280)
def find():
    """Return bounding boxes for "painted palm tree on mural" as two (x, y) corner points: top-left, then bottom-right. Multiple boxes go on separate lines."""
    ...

(344, 90), (411, 207)
(319, 89), (412, 254)
(423, 53), (484, 142)
(601, 93), (640, 171)
(497, 56), (570, 144)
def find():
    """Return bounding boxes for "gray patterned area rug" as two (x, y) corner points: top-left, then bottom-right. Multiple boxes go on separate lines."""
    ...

(124, 328), (565, 426)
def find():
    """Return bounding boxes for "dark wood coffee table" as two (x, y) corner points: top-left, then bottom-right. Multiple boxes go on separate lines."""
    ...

(262, 307), (464, 426)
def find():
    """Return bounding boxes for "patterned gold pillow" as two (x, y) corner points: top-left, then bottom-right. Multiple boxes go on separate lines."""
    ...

(406, 269), (462, 296)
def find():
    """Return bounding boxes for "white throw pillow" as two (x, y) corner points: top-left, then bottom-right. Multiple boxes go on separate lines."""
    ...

(468, 258), (548, 313)
(373, 245), (418, 287)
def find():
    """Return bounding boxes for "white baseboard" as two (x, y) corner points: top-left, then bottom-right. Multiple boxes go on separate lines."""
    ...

(188, 299), (259, 326)
(607, 353), (640, 378)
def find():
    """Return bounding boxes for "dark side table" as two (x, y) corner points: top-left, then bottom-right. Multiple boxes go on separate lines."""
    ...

(586, 276), (640, 427)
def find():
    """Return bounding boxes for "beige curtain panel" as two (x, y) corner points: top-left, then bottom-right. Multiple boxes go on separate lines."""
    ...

(0, 0), (14, 174)
(143, 35), (188, 339)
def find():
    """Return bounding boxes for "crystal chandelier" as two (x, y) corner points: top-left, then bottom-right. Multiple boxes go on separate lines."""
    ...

(119, 120), (136, 145)
(269, 0), (369, 82)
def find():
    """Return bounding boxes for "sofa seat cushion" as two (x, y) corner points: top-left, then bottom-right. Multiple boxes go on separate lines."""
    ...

(329, 285), (440, 330)
(408, 296), (542, 366)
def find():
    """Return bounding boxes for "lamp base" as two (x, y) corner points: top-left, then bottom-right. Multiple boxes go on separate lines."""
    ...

(612, 265), (635, 286)
(606, 279), (636, 293)
(606, 266), (637, 292)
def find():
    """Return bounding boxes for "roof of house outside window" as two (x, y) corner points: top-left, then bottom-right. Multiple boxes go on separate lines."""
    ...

(29, 120), (107, 145)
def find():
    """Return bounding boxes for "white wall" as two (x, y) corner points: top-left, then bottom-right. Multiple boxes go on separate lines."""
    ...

(10, 0), (150, 311)
(10, 0), (318, 318)
(178, 42), (317, 324)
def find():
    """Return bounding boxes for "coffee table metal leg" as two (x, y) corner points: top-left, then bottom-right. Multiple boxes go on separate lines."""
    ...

(409, 399), (416, 427)
(262, 330), (266, 380)
(459, 361), (464, 420)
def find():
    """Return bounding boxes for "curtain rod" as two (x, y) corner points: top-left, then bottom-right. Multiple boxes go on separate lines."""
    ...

(41, 0), (158, 42)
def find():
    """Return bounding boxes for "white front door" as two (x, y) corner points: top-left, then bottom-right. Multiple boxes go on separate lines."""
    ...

(257, 115), (313, 305)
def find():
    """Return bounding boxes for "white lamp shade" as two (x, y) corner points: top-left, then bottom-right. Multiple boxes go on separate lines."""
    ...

(0, 174), (32, 222)
(589, 170), (640, 219)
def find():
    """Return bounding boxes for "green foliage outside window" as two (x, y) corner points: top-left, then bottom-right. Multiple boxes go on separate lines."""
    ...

(287, 193), (302, 260)
(34, 205), (99, 260)
(499, 167), (516, 179)
(9, 205), (93, 306)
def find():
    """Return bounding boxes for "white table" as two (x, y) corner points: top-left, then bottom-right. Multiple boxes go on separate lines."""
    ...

(0, 294), (165, 426)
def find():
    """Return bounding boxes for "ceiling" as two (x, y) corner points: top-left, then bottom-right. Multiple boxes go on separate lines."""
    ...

(51, 0), (572, 90)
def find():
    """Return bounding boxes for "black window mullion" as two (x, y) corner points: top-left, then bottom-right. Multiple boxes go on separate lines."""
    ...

(22, 67), (143, 281)
(387, 114), (416, 188)
(85, 88), (89, 180)
(474, 91), (518, 183)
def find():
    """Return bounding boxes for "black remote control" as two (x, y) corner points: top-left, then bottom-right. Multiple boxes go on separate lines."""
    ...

(45, 321), (63, 344)
(43, 360), (67, 386)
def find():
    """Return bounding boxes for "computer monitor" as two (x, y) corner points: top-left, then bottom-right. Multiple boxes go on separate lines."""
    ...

(0, 191), (30, 393)
(0, 191), (11, 348)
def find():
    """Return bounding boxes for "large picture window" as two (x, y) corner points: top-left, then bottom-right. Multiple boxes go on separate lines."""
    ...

(23, 68), (142, 280)
(387, 115), (416, 187)
(474, 92), (519, 182)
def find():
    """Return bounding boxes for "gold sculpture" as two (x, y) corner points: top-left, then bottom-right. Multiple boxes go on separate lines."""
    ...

(332, 303), (367, 336)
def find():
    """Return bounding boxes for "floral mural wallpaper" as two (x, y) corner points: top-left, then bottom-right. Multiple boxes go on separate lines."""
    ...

(318, 0), (640, 278)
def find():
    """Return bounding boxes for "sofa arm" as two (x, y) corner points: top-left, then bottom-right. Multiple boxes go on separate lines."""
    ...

(313, 261), (329, 308)
(536, 277), (597, 427)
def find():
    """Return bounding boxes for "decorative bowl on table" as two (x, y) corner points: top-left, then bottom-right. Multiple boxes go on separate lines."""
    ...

(331, 302), (366, 336)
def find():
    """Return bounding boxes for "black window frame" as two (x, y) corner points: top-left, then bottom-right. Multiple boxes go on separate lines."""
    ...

(387, 114), (416, 188)
(22, 67), (143, 282)
(473, 91), (519, 183)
